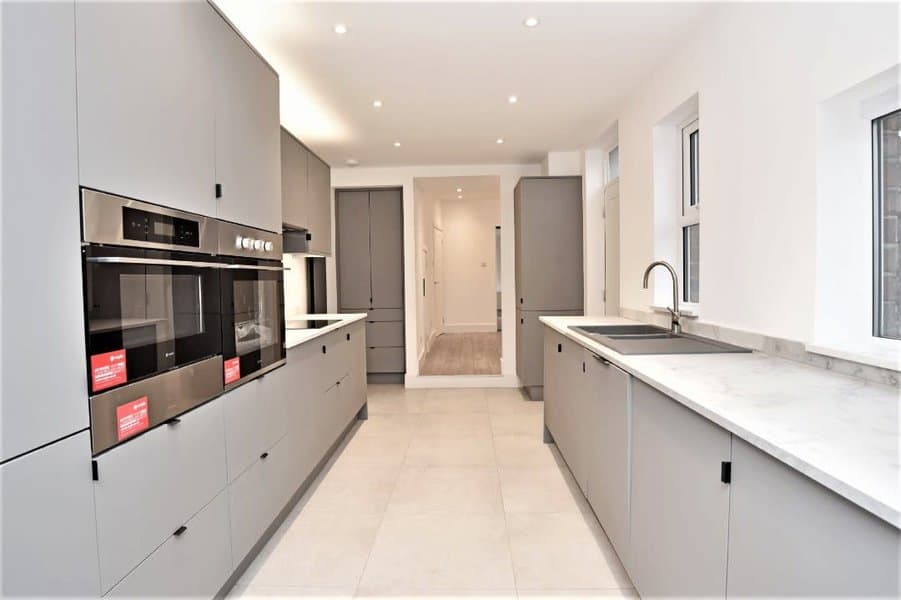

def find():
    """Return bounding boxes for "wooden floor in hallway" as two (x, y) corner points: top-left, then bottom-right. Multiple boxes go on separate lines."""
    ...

(420, 332), (502, 376)
(228, 385), (635, 599)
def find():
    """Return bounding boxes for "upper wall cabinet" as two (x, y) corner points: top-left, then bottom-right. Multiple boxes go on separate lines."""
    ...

(213, 16), (281, 233)
(281, 128), (332, 254)
(74, 1), (218, 217)
(75, 2), (281, 231)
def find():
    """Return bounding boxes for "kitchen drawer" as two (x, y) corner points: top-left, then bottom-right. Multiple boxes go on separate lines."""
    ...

(94, 398), (227, 593)
(321, 329), (350, 388)
(364, 308), (404, 322)
(106, 490), (231, 598)
(223, 373), (288, 483)
(366, 321), (404, 347)
(366, 346), (405, 373)
(228, 433), (295, 567)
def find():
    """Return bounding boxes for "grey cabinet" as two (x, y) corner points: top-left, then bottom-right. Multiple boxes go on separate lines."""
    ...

(0, 432), (100, 597)
(726, 437), (900, 597)
(583, 352), (630, 559)
(222, 376), (288, 483)
(214, 16), (281, 232)
(514, 177), (583, 311)
(107, 490), (232, 598)
(629, 379), (731, 597)
(281, 128), (332, 254)
(74, 1), (218, 217)
(1, 0), (88, 462)
(542, 332), (588, 488)
(518, 310), (581, 392)
(337, 189), (405, 375)
(93, 398), (227, 593)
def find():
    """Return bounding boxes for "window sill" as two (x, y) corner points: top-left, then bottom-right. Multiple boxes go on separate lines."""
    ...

(805, 342), (901, 372)
(651, 304), (699, 319)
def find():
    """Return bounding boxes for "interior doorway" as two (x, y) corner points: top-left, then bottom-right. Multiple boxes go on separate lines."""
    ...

(414, 175), (501, 376)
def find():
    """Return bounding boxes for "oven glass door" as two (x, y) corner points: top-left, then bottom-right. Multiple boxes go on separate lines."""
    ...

(221, 261), (286, 385)
(83, 246), (222, 395)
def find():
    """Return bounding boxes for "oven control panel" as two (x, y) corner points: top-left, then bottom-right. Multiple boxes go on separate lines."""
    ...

(234, 236), (275, 253)
(219, 221), (282, 260)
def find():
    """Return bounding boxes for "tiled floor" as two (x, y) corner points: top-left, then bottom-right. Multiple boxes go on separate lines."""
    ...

(229, 385), (635, 599)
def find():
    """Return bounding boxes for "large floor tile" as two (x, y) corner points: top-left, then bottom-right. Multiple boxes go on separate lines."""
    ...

(357, 591), (517, 599)
(239, 511), (382, 588)
(517, 590), (638, 599)
(358, 513), (515, 593)
(506, 513), (632, 591)
(387, 466), (503, 514)
(485, 389), (543, 415)
(493, 434), (560, 467)
(301, 463), (400, 514)
(404, 434), (496, 467)
(414, 412), (493, 438)
(490, 412), (544, 437)
(352, 413), (419, 439)
(420, 388), (489, 413)
(498, 466), (589, 514)
(330, 431), (411, 468)
(228, 583), (356, 598)
(366, 387), (425, 415)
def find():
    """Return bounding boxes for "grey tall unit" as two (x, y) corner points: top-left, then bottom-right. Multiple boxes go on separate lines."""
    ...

(514, 176), (583, 399)
(336, 188), (405, 380)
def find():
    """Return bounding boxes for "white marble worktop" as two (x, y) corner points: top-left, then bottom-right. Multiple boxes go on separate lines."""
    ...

(540, 315), (901, 529)
(284, 313), (367, 350)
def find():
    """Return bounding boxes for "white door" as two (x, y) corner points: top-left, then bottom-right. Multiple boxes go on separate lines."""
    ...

(604, 181), (620, 316)
(432, 227), (445, 335)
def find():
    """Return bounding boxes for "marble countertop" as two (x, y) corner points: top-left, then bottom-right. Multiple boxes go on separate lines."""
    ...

(284, 313), (366, 350)
(540, 315), (901, 529)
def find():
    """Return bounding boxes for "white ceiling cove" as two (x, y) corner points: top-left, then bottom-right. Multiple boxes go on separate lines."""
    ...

(214, 1), (710, 168)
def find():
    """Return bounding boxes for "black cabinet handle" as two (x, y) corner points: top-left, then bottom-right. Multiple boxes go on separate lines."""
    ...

(174, 525), (187, 537)
(519, 297), (523, 304)
(346, 333), (351, 341)
(591, 353), (610, 366)
(306, 232), (312, 241)
(322, 345), (327, 354)
(582, 361), (586, 373)
(91, 460), (99, 481)
(215, 183), (222, 198)
(557, 343), (562, 353)
(166, 417), (181, 426)
(721, 461), (732, 484)
(260, 452), (269, 460)
(520, 318), (524, 325)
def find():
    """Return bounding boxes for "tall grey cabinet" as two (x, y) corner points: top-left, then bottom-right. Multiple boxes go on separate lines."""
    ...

(515, 176), (583, 399)
(336, 188), (405, 379)
(281, 127), (332, 255)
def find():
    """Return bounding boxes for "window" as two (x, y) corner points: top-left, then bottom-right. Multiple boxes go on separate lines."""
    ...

(607, 145), (620, 182)
(681, 119), (700, 303)
(874, 109), (901, 340)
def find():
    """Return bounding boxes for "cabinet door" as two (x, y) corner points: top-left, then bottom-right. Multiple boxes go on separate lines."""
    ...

(308, 153), (333, 255)
(1, 0), (87, 462)
(516, 178), (583, 310)
(629, 379), (731, 597)
(0, 432), (100, 597)
(584, 352), (630, 558)
(281, 128), (309, 230)
(107, 491), (232, 598)
(75, 1), (216, 216)
(726, 437), (900, 597)
(227, 451), (268, 567)
(336, 190), (372, 310)
(542, 328), (564, 438)
(557, 339), (588, 491)
(345, 323), (368, 418)
(213, 16), (281, 232)
(369, 189), (404, 309)
(516, 311), (541, 388)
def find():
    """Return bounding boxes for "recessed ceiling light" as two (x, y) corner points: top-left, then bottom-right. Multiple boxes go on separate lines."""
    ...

(508, 95), (518, 104)
(393, 141), (401, 147)
(523, 16), (539, 28)
(496, 138), (505, 144)
(333, 23), (348, 34)
(345, 158), (359, 167)
(456, 188), (463, 193)
(372, 99), (383, 108)
(457, 195), (463, 199)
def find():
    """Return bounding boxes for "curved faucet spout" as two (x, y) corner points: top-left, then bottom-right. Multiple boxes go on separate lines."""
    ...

(641, 261), (681, 334)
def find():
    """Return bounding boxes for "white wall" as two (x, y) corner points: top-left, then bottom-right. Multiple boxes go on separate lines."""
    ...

(543, 150), (583, 176)
(282, 253), (309, 318)
(440, 192), (500, 332)
(597, 2), (899, 345)
(329, 163), (540, 385)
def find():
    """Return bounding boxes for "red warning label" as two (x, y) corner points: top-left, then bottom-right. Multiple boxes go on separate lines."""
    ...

(224, 357), (241, 385)
(91, 349), (127, 392)
(116, 397), (149, 441)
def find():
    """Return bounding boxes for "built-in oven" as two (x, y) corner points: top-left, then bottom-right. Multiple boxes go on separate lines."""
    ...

(217, 223), (286, 389)
(81, 189), (224, 454)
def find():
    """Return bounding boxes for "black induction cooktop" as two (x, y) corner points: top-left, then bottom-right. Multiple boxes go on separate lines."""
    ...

(286, 319), (340, 330)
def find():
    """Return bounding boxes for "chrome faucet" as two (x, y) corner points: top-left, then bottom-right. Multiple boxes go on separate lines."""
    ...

(642, 261), (681, 334)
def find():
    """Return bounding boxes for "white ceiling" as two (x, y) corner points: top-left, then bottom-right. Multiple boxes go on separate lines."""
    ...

(415, 175), (501, 205)
(215, 1), (710, 168)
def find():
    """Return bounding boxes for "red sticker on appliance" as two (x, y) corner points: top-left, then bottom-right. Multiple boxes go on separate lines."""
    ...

(91, 349), (127, 392)
(224, 357), (241, 385)
(116, 396), (149, 441)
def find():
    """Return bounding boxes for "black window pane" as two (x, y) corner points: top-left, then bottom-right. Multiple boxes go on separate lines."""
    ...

(683, 224), (699, 303)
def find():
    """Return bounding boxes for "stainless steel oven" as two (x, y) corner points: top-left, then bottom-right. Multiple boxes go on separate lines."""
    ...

(82, 189), (224, 454)
(217, 222), (286, 389)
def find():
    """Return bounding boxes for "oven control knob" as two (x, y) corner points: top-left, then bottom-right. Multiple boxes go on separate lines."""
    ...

(264, 241), (274, 252)
(241, 237), (253, 249)
(253, 239), (264, 251)
(235, 235), (244, 249)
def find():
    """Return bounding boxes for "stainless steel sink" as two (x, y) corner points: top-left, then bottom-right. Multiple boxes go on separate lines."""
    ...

(569, 324), (750, 355)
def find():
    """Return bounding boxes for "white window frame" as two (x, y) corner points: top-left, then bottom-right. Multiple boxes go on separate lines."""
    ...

(680, 117), (700, 306)
(606, 145), (620, 184)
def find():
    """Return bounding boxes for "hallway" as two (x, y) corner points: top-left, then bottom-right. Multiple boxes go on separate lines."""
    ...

(229, 385), (634, 599)
(420, 333), (502, 376)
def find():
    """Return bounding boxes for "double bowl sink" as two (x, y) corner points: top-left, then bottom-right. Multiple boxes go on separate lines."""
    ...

(569, 324), (750, 355)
